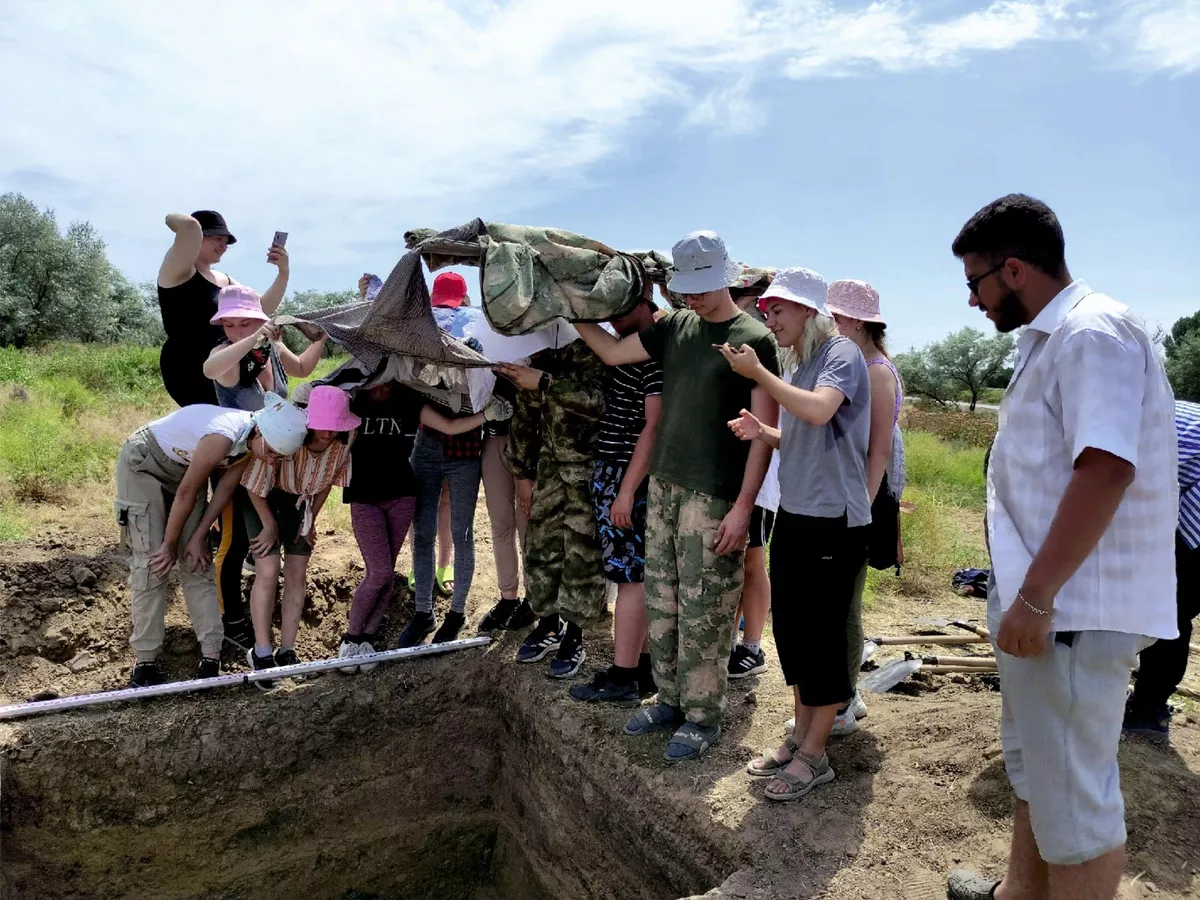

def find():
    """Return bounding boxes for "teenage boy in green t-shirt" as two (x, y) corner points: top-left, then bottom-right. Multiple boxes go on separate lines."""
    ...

(574, 230), (780, 762)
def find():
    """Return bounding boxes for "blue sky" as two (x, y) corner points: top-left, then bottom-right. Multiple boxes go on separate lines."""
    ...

(1, 0), (1197, 351)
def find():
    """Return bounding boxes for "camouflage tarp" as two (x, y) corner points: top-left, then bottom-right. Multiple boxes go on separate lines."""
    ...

(405, 221), (648, 336)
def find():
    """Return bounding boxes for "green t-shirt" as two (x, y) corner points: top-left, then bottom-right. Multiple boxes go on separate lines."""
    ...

(639, 309), (781, 502)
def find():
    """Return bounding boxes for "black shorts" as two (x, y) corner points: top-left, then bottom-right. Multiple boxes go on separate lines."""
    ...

(769, 510), (868, 706)
(748, 505), (775, 550)
(590, 460), (647, 584)
(243, 488), (313, 558)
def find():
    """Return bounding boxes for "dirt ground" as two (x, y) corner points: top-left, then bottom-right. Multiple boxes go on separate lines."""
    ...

(1, 490), (1198, 899)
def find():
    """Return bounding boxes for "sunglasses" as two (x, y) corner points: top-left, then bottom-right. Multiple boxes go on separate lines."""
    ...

(967, 262), (1006, 297)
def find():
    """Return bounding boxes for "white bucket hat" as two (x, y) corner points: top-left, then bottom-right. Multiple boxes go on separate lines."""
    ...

(249, 392), (309, 455)
(667, 231), (744, 295)
(757, 267), (829, 316)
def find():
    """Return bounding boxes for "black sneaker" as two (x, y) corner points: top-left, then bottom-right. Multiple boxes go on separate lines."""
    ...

(549, 631), (585, 679)
(247, 649), (279, 691)
(516, 616), (562, 663)
(1123, 702), (1170, 741)
(569, 670), (639, 703)
(130, 661), (166, 688)
(432, 611), (466, 644)
(274, 648), (308, 681)
(727, 644), (767, 679)
(196, 657), (220, 679)
(397, 611), (437, 649)
(223, 618), (256, 651)
(505, 598), (536, 631)
(478, 598), (518, 631)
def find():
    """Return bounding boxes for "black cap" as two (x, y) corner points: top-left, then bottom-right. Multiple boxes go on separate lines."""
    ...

(191, 210), (237, 245)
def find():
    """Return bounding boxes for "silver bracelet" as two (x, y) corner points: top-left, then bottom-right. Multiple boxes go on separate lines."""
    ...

(1018, 591), (1051, 617)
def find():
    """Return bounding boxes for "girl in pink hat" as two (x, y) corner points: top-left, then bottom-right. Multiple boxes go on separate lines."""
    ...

(236, 385), (359, 686)
(825, 279), (905, 571)
(201, 284), (329, 653)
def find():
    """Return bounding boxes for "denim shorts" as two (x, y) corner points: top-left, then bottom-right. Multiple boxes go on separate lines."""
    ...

(987, 590), (1152, 865)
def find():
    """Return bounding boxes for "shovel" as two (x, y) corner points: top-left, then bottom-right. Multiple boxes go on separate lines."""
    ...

(863, 653), (998, 693)
(913, 616), (991, 639)
(862, 633), (988, 663)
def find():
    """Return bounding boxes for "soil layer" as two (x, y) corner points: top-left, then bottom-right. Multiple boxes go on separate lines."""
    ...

(2, 502), (1198, 899)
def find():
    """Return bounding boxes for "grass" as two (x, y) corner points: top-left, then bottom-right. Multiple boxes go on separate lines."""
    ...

(0, 344), (169, 508)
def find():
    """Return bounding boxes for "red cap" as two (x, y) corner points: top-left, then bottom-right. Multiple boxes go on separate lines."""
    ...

(430, 272), (468, 308)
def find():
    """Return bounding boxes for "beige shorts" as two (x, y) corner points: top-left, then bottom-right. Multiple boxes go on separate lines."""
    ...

(987, 591), (1151, 865)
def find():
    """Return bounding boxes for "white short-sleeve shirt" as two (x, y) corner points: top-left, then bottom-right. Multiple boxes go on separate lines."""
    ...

(986, 280), (1178, 640)
(147, 405), (254, 465)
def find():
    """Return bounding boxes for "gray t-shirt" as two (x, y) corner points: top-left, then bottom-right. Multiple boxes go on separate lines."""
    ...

(778, 336), (872, 527)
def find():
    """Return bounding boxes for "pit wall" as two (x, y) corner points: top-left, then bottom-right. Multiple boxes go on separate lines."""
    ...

(1, 650), (742, 899)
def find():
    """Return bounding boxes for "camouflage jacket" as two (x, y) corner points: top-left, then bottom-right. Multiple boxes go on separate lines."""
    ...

(504, 341), (607, 479)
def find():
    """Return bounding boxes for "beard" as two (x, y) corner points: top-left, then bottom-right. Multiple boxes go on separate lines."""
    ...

(990, 289), (1026, 333)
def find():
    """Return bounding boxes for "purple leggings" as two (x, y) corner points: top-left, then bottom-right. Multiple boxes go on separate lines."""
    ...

(349, 496), (417, 636)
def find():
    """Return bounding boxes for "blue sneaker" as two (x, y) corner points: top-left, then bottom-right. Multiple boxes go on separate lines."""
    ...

(516, 616), (563, 663)
(548, 631), (585, 679)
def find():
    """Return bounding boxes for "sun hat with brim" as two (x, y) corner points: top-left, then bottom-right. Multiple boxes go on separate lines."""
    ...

(245, 392), (308, 456)
(430, 271), (468, 308)
(210, 285), (269, 324)
(667, 231), (744, 295)
(757, 267), (829, 316)
(826, 279), (884, 325)
(304, 385), (361, 432)
(192, 210), (237, 245)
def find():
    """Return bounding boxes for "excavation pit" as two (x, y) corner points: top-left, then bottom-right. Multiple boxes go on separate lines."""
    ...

(0, 648), (740, 900)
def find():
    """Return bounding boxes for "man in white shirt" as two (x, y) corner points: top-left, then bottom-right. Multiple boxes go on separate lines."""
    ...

(945, 195), (1178, 900)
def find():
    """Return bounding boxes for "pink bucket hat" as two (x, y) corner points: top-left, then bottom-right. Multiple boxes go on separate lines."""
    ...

(210, 285), (269, 324)
(826, 279), (884, 325)
(304, 386), (361, 432)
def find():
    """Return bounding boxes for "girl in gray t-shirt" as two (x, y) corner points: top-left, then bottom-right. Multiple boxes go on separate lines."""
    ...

(716, 266), (871, 805)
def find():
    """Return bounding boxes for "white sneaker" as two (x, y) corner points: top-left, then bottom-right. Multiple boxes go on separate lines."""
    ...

(336, 640), (361, 675)
(356, 641), (379, 673)
(830, 707), (859, 737)
(849, 691), (868, 720)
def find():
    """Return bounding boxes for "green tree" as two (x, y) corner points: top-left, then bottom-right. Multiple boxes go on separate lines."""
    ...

(0, 193), (162, 347)
(899, 327), (1014, 411)
(895, 349), (956, 407)
(1163, 312), (1200, 401)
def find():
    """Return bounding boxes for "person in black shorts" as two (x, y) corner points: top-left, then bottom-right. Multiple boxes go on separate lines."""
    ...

(570, 288), (662, 703)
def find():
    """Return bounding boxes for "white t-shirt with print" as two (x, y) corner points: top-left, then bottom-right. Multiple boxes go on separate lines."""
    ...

(147, 405), (253, 465)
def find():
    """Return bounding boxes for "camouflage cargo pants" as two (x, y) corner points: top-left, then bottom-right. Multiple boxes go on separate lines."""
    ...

(525, 459), (606, 626)
(644, 477), (745, 727)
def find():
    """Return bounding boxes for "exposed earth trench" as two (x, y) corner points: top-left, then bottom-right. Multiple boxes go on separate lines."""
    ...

(1, 506), (1198, 899)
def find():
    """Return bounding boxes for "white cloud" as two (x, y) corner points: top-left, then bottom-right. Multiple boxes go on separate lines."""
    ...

(1116, 0), (1200, 74)
(0, 0), (1193, 278)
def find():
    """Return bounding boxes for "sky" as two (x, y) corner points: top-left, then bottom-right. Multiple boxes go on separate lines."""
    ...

(1, 0), (1197, 351)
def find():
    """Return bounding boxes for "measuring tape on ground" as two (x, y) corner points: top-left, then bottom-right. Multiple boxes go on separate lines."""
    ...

(0, 636), (491, 722)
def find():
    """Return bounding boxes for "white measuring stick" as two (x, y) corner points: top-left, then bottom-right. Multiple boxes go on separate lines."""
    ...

(0, 636), (491, 722)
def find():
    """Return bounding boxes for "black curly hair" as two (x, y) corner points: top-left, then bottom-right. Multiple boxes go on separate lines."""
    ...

(951, 193), (1067, 278)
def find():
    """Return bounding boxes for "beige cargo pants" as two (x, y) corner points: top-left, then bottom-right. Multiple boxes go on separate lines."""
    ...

(114, 428), (223, 662)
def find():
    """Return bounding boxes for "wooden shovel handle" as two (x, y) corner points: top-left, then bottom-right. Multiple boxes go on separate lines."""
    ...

(872, 635), (988, 646)
(923, 665), (999, 675)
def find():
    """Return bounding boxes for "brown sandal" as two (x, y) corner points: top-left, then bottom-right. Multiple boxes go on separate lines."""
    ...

(746, 735), (799, 777)
(764, 751), (835, 802)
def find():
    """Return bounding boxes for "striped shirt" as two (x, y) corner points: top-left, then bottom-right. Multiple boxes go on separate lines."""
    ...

(597, 360), (663, 464)
(242, 440), (353, 503)
(1177, 400), (1200, 548)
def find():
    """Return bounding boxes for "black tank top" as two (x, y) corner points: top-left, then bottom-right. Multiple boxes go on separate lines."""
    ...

(157, 270), (227, 407)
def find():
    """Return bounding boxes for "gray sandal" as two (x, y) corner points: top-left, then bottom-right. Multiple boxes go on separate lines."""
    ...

(664, 723), (720, 762)
(764, 751), (835, 802)
(623, 703), (684, 736)
(747, 735), (800, 777)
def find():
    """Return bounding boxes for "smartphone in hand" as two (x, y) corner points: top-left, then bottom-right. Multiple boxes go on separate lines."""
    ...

(272, 231), (288, 248)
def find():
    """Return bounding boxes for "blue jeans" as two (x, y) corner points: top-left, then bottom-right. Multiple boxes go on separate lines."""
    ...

(410, 431), (481, 614)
